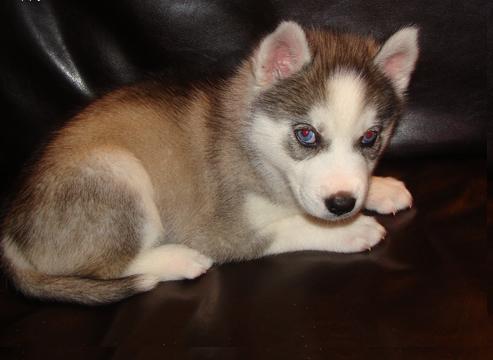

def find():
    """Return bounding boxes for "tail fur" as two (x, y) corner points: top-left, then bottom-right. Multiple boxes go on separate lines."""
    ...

(4, 261), (158, 305)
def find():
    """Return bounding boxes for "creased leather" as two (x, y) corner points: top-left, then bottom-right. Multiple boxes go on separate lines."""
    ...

(0, 159), (489, 355)
(0, 0), (489, 354)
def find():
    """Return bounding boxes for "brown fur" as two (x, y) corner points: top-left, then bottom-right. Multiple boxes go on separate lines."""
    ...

(1, 26), (407, 304)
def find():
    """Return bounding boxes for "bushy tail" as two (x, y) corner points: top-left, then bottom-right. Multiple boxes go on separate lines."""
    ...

(5, 261), (158, 305)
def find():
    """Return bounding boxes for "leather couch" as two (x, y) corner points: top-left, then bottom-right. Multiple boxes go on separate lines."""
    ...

(0, 0), (489, 358)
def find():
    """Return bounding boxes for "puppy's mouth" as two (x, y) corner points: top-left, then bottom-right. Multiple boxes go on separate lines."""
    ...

(298, 198), (361, 222)
(323, 210), (359, 222)
(302, 207), (361, 226)
(294, 183), (363, 221)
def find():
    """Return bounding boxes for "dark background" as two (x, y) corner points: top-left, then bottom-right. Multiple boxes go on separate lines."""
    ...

(0, 0), (490, 358)
(0, 0), (488, 195)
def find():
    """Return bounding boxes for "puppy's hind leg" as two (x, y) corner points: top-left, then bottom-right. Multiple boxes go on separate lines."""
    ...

(2, 147), (212, 305)
(123, 244), (213, 281)
(90, 148), (213, 282)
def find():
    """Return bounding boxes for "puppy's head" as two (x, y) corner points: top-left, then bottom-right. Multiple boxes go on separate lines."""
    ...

(248, 22), (419, 220)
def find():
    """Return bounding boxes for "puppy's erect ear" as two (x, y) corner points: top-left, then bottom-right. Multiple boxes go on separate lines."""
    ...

(252, 21), (311, 88)
(374, 27), (419, 96)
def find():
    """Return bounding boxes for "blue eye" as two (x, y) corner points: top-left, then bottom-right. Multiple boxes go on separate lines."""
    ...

(295, 126), (318, 147)
(361, 129), (379, 147)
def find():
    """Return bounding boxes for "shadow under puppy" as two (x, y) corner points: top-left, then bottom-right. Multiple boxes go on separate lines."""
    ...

(1, 21), (418, 304)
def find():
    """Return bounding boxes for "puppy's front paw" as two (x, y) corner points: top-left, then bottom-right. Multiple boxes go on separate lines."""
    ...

(338, 215), (386, 253)
(365, 177), (413, 214)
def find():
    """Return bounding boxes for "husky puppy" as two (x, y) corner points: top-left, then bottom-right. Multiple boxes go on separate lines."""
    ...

(1, 22), (418, 304)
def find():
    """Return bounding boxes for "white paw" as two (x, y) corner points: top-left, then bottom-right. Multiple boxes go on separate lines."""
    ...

(365, 177), (413, 214)
(162, 245), (213, 280)
(338, 215), (386, 253)
(125, 244), (213, 282)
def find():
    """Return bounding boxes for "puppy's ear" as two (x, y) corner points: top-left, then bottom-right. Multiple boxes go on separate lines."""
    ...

(374, 27), (419, 96)
(252, 21), (311, 88)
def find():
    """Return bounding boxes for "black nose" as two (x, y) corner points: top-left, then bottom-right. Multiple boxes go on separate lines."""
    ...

(325, 192), (356, 216)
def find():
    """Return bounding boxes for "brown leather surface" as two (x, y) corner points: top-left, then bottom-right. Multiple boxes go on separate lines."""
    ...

(0, 1), (489, 357)
(1, 157), (490, 358)
(0, 0), (487, 203)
